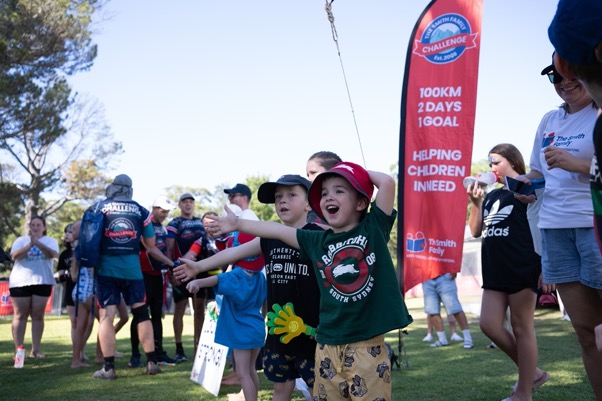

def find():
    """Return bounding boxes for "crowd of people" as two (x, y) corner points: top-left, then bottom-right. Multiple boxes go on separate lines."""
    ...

(5, 1), (602, 400)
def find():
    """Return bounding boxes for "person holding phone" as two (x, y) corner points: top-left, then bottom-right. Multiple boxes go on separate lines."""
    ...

(516, 56), (602, 399)
(468, 143), (548, 401)
(546, 1), (602, 397)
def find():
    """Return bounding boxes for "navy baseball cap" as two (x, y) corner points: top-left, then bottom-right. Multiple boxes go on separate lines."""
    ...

(257, 175), (311, 204)
(224, 183), (252, 199)
(548, 0), (602, 65)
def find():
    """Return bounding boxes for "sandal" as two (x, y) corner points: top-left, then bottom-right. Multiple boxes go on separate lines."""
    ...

(430, 340), (449, 348)
(512, 371), (549, 394)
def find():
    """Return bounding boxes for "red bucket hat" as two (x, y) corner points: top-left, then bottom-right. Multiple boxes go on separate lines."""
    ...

(308, 161), (374, 221)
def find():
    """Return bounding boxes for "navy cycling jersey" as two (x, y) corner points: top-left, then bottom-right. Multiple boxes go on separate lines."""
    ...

(166, 216), (206, 258)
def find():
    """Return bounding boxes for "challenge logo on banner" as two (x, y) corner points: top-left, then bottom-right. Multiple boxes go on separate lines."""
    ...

(398, 0), (483, 293)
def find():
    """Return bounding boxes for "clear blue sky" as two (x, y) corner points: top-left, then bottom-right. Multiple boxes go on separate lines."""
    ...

(69, 0), (560, 207)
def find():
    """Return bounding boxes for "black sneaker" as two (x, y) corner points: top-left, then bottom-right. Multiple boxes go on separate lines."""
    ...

(157, 352), (177, 365)
(128, 355), (143, 368)
(174, 352), (187, 363)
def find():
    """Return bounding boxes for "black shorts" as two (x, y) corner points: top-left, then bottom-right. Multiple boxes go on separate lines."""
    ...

(10, 284), (53, 298)
(64, 279), (76, 307)
(262, 348), (315, 387)
(172, 274), (216, 304)
(172, 284), (214, 303)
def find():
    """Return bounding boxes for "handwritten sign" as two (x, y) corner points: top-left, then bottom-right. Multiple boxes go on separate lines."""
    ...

(190, 316), (228, 396)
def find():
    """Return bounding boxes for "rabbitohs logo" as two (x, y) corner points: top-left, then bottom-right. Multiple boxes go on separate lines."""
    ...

(317, 245), (373, 302)
(413, 13), (478, 64)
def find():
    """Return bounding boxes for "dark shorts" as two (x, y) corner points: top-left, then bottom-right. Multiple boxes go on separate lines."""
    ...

(64, 279), (76, 307)
(10, 284), (53, 298)
(262, 348), (315, 387)
(96, 275), (146, 308)
(172, 282), (214, 304)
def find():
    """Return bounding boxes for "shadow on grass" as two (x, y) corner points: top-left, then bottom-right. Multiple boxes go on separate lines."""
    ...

(0, 307), (595, 401)
(384, 306), (593, 401)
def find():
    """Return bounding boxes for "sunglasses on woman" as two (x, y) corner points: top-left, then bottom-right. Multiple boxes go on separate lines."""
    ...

(544, 68), (563, 85)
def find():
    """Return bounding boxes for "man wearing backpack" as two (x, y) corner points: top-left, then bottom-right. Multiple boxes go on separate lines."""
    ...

(93, 174), (175, 380)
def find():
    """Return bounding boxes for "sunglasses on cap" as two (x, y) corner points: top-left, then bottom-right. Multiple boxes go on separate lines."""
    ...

(544, 69), (563, 85)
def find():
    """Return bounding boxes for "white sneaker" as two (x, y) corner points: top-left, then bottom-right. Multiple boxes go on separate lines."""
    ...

(450, 333), (464, 342)
(422, 333), (433, 342)
(295, 378), (312, 401)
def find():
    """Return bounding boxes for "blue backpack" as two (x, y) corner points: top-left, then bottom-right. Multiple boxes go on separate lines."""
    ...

(77, 202), (105, 268)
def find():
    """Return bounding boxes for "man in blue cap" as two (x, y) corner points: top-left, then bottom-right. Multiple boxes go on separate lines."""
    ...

(224, 183), (259, 221)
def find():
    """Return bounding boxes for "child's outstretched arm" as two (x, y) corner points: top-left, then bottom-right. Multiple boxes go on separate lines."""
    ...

(186, 276), (218, 294)
(173, 237), (262, 282)
(205, 206), (299, 248)
(368, 170), (395, 215)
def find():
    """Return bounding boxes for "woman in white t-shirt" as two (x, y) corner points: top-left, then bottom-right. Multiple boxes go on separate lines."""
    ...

(9, 215), (59, 359)
(518, 59), (602, 398)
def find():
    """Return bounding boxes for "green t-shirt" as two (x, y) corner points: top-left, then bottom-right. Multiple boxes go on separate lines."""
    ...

(297, 203), (413, 345)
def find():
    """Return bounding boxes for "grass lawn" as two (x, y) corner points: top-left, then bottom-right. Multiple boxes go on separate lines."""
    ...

(0, 298), (595, 401)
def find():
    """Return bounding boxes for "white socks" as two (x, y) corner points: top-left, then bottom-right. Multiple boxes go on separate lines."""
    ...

(462, 329), (474, 349)
(436, 331), (449, 345)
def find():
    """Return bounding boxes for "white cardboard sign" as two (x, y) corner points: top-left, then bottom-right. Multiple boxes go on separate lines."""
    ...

(190, 317), (229, 396)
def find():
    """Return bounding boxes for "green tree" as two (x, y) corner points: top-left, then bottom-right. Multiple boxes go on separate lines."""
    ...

(163, 185), (216, 218)
(245, 174), (277, 222)
(163, 175), (278, 223)
(0, 0), (119, 233)
(45, 200), (87, 242)
(0, 0), (103, 140)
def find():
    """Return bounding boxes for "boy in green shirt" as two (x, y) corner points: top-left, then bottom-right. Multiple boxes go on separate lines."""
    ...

(202, 162), (412, 400)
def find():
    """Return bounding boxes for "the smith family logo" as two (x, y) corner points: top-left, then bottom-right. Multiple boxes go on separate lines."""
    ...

(406, 232), (456, 257)
(542, 131), (555, 147)
(1, 290), (10, 306)
(316, 235), (376, 304)
(413, 13), (478, 64)
(406, 232), (426, 252)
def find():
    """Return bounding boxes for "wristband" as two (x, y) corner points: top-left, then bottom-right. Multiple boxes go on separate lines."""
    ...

(170, 259), (182, 271)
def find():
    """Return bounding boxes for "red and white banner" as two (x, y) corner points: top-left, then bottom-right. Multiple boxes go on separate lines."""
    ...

(398, 0), (483, 293)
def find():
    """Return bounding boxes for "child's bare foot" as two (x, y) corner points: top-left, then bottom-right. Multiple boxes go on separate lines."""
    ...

(71, 361), (91, 368)
(227, 390), (245, 401)
(222, 372), (241, 385)
(595, 323), (602, 352)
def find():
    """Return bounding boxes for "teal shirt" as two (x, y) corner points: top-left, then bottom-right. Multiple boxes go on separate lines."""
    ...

(98, 223), (155, 280)
(297, 203), (413, 345)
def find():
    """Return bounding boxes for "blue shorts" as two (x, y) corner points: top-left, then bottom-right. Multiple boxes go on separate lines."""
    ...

(422, 273), (463, 315)
(541, 228), (602, 289)
(95, 275), (146, 308)
(262, 348), (315, 387)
